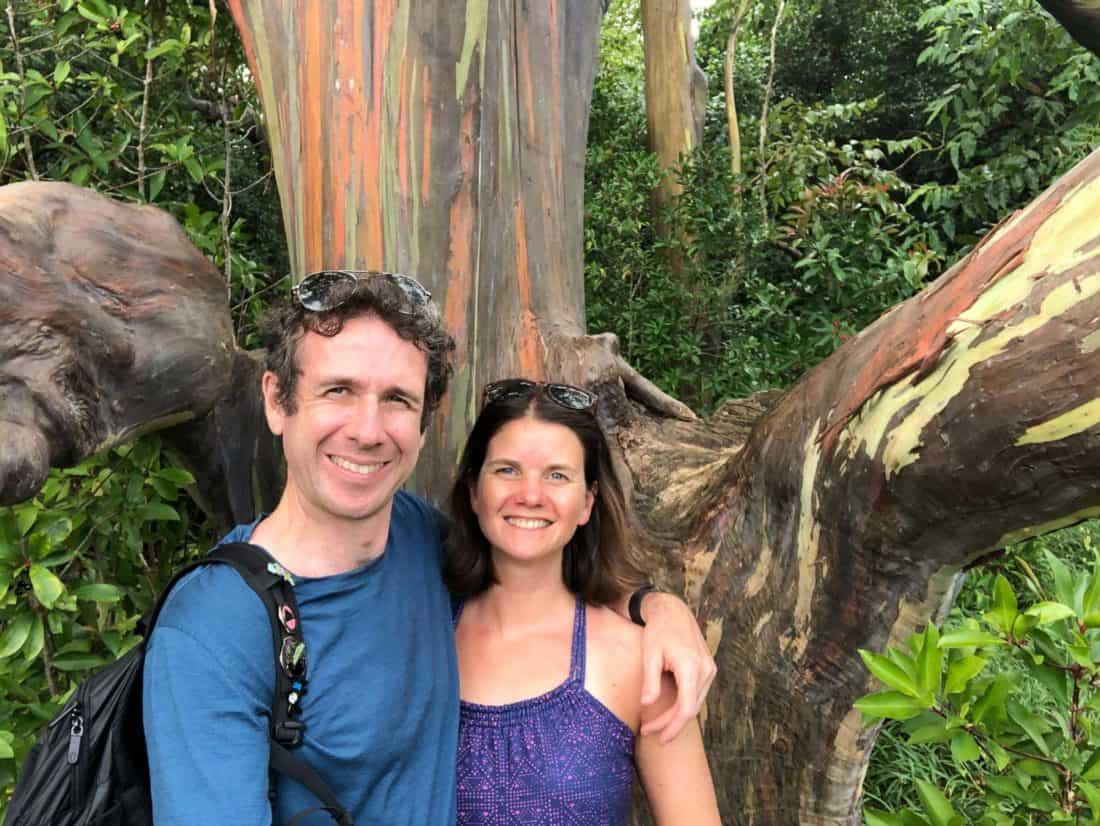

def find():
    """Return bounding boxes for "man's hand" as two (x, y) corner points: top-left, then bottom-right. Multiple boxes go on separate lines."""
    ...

(638, 592), (717, 743)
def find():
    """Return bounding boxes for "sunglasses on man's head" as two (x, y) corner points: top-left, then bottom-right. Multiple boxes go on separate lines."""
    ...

(292, 270), (432, 313)
(481, 379), (598, 413)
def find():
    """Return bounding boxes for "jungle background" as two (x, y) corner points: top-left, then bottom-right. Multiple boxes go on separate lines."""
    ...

(0, 0), (1097, 820)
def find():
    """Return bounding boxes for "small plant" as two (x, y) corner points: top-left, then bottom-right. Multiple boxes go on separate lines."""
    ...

(856, 551), (1100, 825)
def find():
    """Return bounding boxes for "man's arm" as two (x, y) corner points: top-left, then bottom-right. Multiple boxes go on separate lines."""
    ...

(613, 588), (718, 744)
(143, 569), (273, 825)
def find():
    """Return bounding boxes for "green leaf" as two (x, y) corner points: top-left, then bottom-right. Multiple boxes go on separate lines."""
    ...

(148, 169), (166, 201)
(144, 39), (181, 60)
(74, 584), (124, 603)
(51, 654), (110, 672)
(1079, 780), (1100, 818)
(15, 507), (37, 537)
(945, 655), (987, 694)
(155, 467), (195, 486)
(1024, 601), (1076, 625)
(938, 630), (1006, 649)
(986, 740), (1010, 771)
(950, 730), (981, 763)
(918, 624), (942, 696)
(1006, 698), (1051, 757)
(972, 677), (1012, 726)
(854, 690), (929, 721)
(1046, 550), (1078, 610)
(22, 615), (43, 662)
(29, 565), (65, 609)
(137, 503), (179, 522)
(0, 735), (13, 759)
(0, 613), (33, 658)
(984, 575), (1018, 634)
(53, 61), (71, 86)
(909, 720), (952, 745)
(984, 774), (1025, 800)
(183, 157), (204, 183)
(1083, 749), (1100, 781)
(915, 779), (960, 826)
(861, 649), (921, 697)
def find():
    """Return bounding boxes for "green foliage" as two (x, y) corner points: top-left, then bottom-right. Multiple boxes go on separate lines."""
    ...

(0, 0), (287, 334)
(0, 437), (213, 813)
(858, 530), (1100, 824)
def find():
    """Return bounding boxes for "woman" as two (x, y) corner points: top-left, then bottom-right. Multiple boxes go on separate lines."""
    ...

(445, 379), (721, 825)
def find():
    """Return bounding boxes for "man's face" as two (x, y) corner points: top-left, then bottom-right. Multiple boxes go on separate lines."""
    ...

(262, 314), (428, 530)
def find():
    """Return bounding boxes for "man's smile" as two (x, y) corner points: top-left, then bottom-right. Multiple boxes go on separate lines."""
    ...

(330, 455), (388, 476)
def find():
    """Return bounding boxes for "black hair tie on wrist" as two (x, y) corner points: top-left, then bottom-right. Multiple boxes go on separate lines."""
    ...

(629, 584), (659, 627)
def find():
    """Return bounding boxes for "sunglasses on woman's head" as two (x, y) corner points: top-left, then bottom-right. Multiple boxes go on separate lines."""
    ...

(481, 379), (597, 413)
(292, 270), (432, 313)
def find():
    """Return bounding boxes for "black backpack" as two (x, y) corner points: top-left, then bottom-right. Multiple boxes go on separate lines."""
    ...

(4, 542), (353, 826)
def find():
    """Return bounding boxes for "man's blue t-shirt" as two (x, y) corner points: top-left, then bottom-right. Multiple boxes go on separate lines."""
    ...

(143, 491), (459, 825)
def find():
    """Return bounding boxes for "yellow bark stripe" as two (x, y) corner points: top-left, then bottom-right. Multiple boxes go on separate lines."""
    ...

(845, 172), (1100, 476)
(1016, 398), (1100, 446)
(787, 423), (822, 659)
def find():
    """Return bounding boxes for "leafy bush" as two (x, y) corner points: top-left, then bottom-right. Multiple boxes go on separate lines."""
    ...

(857, 529), (1100, 824)
(0, 438), (213, 812)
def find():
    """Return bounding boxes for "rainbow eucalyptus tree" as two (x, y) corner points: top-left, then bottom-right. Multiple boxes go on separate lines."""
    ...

(0, 1), (1098, 822)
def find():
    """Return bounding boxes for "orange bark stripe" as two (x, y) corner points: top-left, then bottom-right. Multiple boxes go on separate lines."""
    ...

(397, 54), (410, 200)
(819, 191), (1066, 455)
(420, 65), (433, 203)
(513, 199), (543, 377)
(298, 0), (324, 272)
(443, 106), (478, 365)
(362, 0), (396, 267)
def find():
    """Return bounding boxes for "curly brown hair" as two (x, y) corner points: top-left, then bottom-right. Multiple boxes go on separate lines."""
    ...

(259, 276), (455, 430)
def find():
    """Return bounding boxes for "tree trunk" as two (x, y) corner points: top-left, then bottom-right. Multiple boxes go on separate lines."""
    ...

(2, 2), (1100, 824)
(640, 0), (706, 275)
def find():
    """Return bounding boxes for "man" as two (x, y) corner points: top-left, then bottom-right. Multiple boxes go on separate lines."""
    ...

(144, 271), (716, 825)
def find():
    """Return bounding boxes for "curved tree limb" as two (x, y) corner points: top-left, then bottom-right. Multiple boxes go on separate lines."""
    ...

(614, 146), (1100, 822)
(0, 181), (276, 526)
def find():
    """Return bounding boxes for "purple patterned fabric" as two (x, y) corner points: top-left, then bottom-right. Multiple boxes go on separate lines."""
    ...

(454, 598), (636, 825)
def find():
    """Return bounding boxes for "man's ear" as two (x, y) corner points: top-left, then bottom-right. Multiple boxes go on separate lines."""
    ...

(261, 371), (288, 436)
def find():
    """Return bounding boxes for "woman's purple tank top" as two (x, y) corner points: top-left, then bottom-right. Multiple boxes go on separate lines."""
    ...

(454, 598), (635, 824)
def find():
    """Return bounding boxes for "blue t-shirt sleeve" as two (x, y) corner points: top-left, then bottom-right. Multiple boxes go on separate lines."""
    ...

(143, 565), (274, 825)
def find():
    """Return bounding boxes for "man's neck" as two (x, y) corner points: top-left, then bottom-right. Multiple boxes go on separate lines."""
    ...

(248, 496), (392, 578)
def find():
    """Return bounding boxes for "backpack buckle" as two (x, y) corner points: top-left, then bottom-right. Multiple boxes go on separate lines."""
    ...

(273, 719), (305, 747)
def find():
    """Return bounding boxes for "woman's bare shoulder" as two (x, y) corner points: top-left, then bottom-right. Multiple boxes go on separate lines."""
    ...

(583, 603), (645, 729)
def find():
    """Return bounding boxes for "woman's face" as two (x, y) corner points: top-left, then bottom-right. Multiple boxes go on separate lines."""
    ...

(470, 415), (595, 567)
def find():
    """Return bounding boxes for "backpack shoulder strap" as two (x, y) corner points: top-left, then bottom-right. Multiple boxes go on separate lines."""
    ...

(145, 542), (353, 826)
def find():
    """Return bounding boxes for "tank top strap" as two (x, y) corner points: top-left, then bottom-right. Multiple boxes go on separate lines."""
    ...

(569, 596), (586, 683)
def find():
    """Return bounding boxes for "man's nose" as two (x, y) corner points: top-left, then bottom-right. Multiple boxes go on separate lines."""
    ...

(348, 397), (384, 444)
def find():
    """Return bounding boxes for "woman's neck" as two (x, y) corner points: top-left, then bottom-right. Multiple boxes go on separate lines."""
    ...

(472, 558), (575, 634)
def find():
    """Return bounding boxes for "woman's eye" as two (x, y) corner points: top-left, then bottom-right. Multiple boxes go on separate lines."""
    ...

(548, 471), (569, 482)
(385, 394), (412, 407)
(494, 466), (517, 476)
(325, 386), (348, 397)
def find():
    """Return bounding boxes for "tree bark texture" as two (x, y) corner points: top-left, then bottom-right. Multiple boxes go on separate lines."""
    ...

(640, 0), (706, 274)
(1, 3), (1099, 824)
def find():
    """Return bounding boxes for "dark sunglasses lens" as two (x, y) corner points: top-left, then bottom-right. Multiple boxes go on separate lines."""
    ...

(390, 274), (431, 306)
(295, 271), (359, 311)
(546, 384), (595, 411)
(485, 380), (537, 404)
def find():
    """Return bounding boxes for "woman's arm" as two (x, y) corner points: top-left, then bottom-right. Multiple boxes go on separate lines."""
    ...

(613, 589), (718, 743)
(635, 673), (722, 826)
